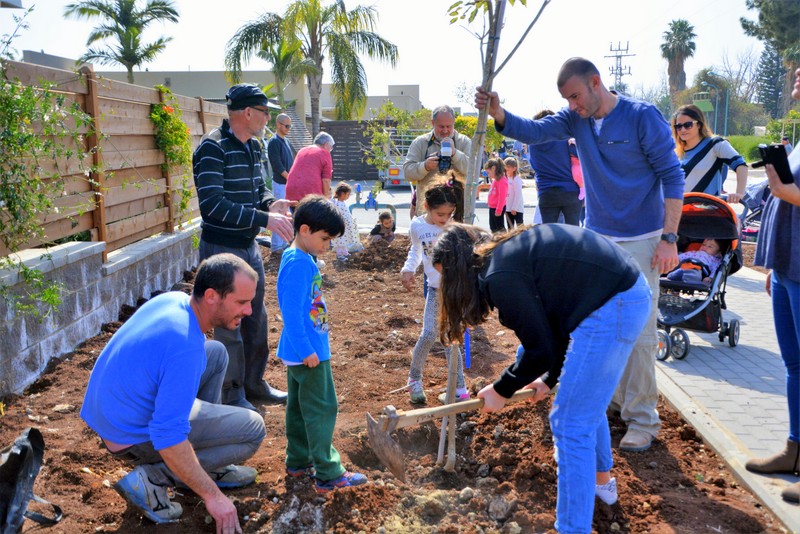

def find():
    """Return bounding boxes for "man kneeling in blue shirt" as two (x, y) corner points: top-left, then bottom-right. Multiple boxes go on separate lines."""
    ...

(81, 253), (266, 531)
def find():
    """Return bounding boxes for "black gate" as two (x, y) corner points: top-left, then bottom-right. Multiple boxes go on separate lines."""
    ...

(321, 121), (380, 182)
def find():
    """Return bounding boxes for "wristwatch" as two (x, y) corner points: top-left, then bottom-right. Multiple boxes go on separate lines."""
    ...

(660, 232), (678, 244)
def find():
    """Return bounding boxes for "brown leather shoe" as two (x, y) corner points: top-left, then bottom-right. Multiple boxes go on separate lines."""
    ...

(782, 480), (800, 503)
(745, 439), (800, 475)
(619, 429), (654, 452)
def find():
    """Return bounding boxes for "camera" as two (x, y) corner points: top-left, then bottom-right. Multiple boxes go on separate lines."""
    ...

(438, 139), (453, 174)
(752, 144), (794, 184)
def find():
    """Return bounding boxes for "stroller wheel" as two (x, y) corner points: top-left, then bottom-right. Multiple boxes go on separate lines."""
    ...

(669, 329), (690, 360)
(656, 330), (671, 361)
(728, 319), (740, 347)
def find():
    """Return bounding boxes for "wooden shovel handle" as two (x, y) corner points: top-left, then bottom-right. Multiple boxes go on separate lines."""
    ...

(391, 388), (536, 430)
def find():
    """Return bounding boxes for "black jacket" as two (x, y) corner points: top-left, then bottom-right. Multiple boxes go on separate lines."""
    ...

(482, 224), (640, 396)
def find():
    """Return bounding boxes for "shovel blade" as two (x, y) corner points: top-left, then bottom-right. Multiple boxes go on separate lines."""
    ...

(366, 412), (406, 483)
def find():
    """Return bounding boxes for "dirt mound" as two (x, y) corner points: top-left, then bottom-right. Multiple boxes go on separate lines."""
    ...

(0, 236), (784, 533)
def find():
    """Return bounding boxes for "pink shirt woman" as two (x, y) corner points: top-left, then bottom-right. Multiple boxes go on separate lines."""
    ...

(286, 132), (335, 201)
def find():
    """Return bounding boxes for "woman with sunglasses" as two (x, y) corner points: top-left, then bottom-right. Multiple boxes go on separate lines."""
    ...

(671, 104), (748, 203)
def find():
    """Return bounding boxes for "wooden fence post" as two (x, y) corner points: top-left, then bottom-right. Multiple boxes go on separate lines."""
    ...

(80, 65), (109, 262)
(197, 96), (207, 134)
(157, 90), (176, 234)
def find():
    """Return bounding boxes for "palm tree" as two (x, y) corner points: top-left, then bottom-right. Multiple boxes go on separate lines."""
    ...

(660, 19), (697, 98)
(225, 0), (398, 136)
(225, 17), (318, 108)
(64, 0), (179, 84)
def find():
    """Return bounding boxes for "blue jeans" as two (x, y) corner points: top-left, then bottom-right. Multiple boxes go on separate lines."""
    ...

(771, 271), (800, 443)
(551, 274), (651, 534)
(270, 182), (287, 249)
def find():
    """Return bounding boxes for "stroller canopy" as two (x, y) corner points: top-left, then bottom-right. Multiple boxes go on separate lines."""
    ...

(678, 192), (742, 275)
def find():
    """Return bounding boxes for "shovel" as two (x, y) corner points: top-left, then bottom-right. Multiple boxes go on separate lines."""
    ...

(366, 388), (536, 482)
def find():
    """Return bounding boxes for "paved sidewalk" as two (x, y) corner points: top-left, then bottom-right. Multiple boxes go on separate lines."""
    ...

(655, 263), (799, 533)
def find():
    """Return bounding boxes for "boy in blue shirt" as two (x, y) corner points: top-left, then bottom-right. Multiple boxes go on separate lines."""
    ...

(277, 195), (368, 492)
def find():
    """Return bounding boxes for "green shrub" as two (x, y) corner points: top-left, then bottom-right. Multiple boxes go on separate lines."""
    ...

(727, 135), (765, 163)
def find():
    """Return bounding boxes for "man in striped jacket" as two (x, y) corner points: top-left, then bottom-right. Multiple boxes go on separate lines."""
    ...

(193, 84), (294, 409)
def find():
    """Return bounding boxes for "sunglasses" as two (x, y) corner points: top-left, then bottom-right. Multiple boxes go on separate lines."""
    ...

(279, 123), (292, 129)
(674, 121), (697, 131)
(250, 107), (270, 116)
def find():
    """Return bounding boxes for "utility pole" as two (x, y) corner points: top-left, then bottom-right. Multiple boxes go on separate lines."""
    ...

(605, 42), (634, 94)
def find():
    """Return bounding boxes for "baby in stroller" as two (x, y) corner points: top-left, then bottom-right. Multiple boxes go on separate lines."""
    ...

(663, 238), (724, 286)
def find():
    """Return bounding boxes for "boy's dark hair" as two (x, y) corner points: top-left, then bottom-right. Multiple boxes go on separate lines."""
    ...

(193, 253), (257, 299)
(293, 195), (345, 237)
(557, 57), (600, 88)
(378, 210), (393, 222)
(334, 182), (352, 198)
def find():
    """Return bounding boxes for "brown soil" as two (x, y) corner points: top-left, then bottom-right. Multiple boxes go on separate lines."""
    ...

(0, 237), (783, 533)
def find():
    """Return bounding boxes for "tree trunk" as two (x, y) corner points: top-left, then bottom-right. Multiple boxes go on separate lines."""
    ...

(464, 0), (506, 223)
(308, 71), (323, 137)
(127, 67), (134, 85)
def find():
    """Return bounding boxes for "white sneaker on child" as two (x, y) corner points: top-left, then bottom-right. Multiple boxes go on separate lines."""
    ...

(595, 477), (618, 505)
(408, 380), (427, 404)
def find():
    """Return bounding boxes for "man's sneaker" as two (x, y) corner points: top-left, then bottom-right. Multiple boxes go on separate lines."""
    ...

(596, 477), (618, 505)
(286, 463), (316, 479)
(177, 464), (258, 490)
(113, 466), (182, 524)
(408, 380), (427, 404)
(207, 465), (258, 489)
(314, 471), (367, 493)
(437, 390), (471, 405)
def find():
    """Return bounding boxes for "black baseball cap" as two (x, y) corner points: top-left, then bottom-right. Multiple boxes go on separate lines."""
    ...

(226, 83), (281, 111)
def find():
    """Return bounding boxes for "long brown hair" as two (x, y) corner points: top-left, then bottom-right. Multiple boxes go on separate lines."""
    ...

(672, 104), (714, 158)
(432, 223), (529, 344)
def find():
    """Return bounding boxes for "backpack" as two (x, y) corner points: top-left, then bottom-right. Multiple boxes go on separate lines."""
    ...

(0, 427), (62, 533)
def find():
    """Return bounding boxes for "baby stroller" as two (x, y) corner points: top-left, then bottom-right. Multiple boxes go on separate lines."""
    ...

(656, 193), (743, 360)
(739, 178), (770, 242)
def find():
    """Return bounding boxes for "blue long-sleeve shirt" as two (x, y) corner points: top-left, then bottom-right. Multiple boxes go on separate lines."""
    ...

(500, 95), (685, 238)
(528, 139), (579, 194)
(81, 292), (205, 450)
(276, 248), (332, 364)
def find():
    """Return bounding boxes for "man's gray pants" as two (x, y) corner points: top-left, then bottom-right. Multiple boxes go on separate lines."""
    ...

(198, 239), (270, 405)
(111, 341), (266, 486)
(610, 236), (662, 438)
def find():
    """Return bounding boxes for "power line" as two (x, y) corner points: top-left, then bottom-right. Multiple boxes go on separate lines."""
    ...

(605, 42), (635, 93)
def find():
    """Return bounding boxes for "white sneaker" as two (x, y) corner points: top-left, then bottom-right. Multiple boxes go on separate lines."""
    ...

(408, 380), (427, 404)
(595, 477), (618, 505)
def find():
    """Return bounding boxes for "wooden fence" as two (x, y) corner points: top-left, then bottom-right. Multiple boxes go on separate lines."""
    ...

(1, 60), (228, 261)
(323, 121), (380, 182)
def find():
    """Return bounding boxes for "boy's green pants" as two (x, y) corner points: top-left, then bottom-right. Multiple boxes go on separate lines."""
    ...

(285, 361), (345, 481)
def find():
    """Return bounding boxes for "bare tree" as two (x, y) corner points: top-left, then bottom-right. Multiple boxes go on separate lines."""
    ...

(718, 46), (761, 103)
(449, 0), (552, 223)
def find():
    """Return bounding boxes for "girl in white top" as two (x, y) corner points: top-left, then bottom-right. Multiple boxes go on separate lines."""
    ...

(401, 182), (468, 404)
(329, 182), (364, 259)
(504, 157), (525, 228)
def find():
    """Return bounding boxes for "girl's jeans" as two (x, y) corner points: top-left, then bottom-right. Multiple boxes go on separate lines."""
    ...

(771, 270), (800, 443)
(551, 274), (651, 534)
(408, 287), (465, 390)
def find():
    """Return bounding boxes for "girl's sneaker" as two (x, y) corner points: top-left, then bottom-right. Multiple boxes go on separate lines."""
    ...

(437, 389), (470, 405)
(408, 380), (427, 404)
(285, 463), (316, 479)
(595, 477), (618, 505)
(315, 471), (367, 493)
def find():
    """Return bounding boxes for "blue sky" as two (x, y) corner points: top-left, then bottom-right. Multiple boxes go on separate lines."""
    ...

(3, 0), (763, 113)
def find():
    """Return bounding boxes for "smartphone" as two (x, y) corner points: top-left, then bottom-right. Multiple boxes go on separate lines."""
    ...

(752, 144), (794, 184)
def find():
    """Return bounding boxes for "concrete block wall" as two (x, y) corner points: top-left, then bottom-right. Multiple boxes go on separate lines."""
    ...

(0, 220), (201, 397)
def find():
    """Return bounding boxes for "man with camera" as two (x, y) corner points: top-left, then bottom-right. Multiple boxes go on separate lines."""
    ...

(404, 105), (472, 216)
